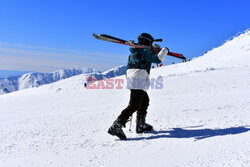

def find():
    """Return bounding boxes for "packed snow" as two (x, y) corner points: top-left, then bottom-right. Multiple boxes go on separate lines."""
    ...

(0, 31), (250, 167)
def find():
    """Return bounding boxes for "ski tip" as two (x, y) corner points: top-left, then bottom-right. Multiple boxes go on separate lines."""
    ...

(93, 33), (101, 40)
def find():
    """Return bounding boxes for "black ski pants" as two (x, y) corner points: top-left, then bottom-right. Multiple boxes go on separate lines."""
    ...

(118, 89), (149, 126)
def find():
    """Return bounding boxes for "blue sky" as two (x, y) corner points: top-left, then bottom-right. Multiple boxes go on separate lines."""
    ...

(0, 0), (249, 72)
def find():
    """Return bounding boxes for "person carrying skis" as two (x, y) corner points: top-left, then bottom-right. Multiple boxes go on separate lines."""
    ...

(108, 33), (169, 140)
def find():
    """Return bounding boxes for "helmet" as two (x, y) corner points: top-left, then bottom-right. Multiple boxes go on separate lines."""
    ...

(137, 33), (154, 46)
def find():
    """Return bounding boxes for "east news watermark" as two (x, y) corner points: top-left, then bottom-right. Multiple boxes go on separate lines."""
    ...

(85, 76), (163, 89)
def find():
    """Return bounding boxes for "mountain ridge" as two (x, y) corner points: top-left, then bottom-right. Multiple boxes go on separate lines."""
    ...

(0, 66), (127, 95)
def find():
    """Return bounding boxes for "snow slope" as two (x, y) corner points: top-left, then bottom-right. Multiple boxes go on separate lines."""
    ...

(0, 31), (250, 167)
(0, 65), (127, 95)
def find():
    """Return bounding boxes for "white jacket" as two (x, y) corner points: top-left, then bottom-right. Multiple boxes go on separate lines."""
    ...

(126, 69), (150, 91)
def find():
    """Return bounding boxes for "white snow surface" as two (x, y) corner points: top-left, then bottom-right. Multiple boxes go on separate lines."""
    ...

(0, 31), (250, 167)
(0, 66), (127, 95)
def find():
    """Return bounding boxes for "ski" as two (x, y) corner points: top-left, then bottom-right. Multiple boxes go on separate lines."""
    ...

(93, 33), (186, 60)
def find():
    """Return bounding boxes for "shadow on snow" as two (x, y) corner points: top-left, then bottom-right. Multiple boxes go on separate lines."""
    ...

(127, 126), (250, 141)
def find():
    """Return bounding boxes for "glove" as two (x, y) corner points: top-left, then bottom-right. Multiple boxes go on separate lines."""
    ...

(158, 47), (169, 61)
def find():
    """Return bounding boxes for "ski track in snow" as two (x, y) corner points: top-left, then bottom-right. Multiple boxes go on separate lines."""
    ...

(0, 32), (250, 166)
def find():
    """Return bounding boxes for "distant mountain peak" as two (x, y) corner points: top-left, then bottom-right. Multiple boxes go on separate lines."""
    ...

(0, 66), (127, 95)
(0, 67), (96, 95)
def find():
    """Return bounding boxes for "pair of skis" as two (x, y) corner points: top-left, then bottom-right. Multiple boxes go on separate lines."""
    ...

(93, 33), (186, 60)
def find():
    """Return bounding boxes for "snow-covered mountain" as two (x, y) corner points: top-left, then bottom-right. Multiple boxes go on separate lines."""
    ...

(88, 65), (127, 80)
(0, 66), (127, 95)
(17, 68), (96, 90)
(0, 30), (250, 167)
(0, 68), (94, 95)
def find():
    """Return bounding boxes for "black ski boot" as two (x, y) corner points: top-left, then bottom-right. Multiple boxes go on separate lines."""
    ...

(136, 113), (153, 133)
(108, 119), (127, 140)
